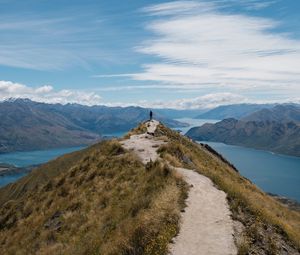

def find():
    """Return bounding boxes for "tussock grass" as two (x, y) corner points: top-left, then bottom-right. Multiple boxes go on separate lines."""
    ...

(1, 121), (299, 254)
(123, 122), (147, 139)
(0, 143), (107, 207)
(0, 140), (188, 255)
(155, 124), (300, 254)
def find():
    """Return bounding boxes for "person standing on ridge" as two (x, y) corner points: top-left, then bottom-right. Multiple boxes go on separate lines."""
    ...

(150, 110), (153, 121)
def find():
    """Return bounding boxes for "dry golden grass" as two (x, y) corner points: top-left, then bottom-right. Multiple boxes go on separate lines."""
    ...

(1, 122), (299, 254)
(123, 122), (148, 139)
(155, 124), (300, 254)
(0, 140), (188, 255)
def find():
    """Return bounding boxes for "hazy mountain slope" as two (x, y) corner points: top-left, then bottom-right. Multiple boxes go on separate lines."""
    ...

(0, 122), (299, 254)
(196, 103), (274, 119)
(187, 118), (300, 157)
(0, 99), (185, 152)
(0, 99), (100, 153)
(49, 103), (185, 133)
(241, 104), (300, 123)
(0, 139), (187, 255)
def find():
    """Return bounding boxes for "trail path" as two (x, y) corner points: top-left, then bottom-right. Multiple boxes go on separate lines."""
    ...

(121, 120), (237, 255)
(121, 120), (165, 164)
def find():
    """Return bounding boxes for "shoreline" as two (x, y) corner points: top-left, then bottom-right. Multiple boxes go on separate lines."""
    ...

(268, 193), (300, 211)
(0, 163), (36, 177)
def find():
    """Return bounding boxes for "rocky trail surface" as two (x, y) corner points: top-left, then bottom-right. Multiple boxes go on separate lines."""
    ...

(121, 120), (237, 255)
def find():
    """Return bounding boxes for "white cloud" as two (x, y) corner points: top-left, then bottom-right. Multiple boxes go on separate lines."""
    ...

(125, 0), (300, 97)
(2, 80), (298, 109)
(136, 92), (249, 109)
(113, 93), (300, 110)
(0, 80), (102, 105)
(141, 1), (216, 16)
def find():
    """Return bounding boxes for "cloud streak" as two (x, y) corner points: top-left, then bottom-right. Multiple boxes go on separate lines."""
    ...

(121, 0), (300, 96)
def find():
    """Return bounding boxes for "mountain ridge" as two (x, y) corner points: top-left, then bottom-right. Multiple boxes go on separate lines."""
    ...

(187, 105), (300, 157)
(196, 103), (276, 120)
(0, 98), (186, 153)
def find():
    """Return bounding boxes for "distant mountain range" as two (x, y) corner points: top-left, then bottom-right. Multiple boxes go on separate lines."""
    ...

(195, 103), (275, 120)
(0, 99), (186, 153)
(241, 104), (300, 123)
(187, 105), (300, 157)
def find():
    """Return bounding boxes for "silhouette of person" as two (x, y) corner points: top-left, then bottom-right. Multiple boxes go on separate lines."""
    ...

(150, 110), (153, 121)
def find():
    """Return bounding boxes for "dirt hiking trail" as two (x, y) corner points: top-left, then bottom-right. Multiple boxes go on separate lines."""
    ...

(121, 120), (237, 255)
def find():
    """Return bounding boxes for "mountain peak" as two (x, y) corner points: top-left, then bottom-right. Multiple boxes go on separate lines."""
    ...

(3, 97), (33, 103)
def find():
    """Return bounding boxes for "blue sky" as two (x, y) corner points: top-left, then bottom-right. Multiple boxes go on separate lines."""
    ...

(0, 0), (300, 109)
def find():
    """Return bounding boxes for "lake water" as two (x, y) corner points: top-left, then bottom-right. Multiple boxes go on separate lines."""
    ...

(174, 118), (220, 134)
(0, 146), (85, 187)
(174, 118), (300, 202)
(0, 173), (28, 187)
(202, 142), (300, 202)
(0, 146), (85, 167)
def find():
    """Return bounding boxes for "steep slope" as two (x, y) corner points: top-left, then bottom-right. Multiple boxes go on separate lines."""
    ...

(122, 120), (236, 254)
(0, 122), (299, 254)
(0, 139), (187, 255)
(154, 124), (300, 254)
(196, 104), (274, 120)
(187, 106), (300, 157)
(241, 104), (300, 123)
(0, 99), (100, 153)
(0, 99), (186, 152)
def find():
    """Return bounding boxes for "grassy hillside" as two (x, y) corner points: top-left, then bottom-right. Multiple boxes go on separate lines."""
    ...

(0, 122), (299, 254)
(155, 124), (300, 254)
(0, 140), (187, 255)
(0, 146), (97, 206)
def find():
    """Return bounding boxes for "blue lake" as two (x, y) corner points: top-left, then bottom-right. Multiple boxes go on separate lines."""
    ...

(0, 173), (28, 188)
(201, 141), (300, 202)
(0, 146), (85, 187)
(0, 146), (85, 167)
(174, 118), (219, 134)
(174, 118), (300, 202)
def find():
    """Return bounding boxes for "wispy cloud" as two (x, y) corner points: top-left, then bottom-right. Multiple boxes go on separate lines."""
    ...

(115, 0), (300, 97)
(141, 92), (249, 109)
(0, 80), (102, 105)
(0, 13), (112, 70)
(141, 1), (216, 16)
(105, 92), (300, 110)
